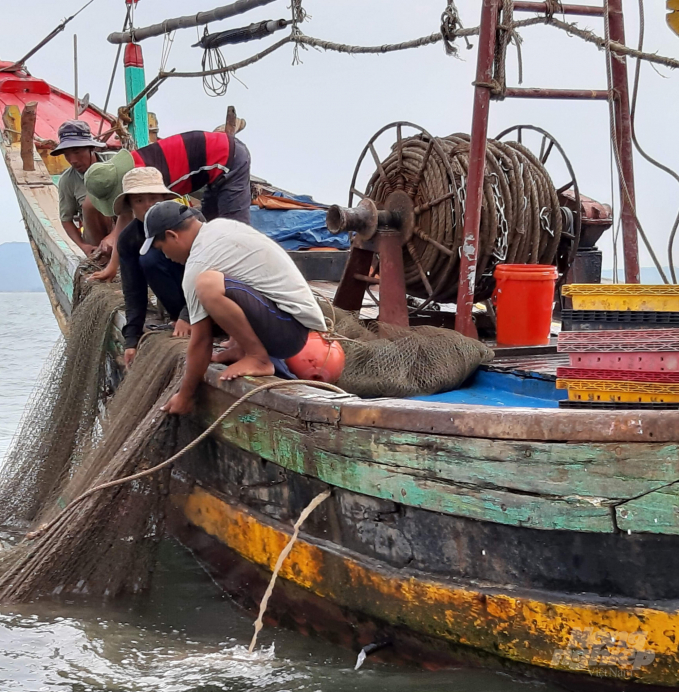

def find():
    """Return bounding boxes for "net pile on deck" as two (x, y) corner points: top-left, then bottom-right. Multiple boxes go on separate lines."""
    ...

(0, 285), (187, 602)
(322, 304), (494, 398)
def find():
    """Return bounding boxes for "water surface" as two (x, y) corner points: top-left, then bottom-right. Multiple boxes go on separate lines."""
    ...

(0, 292), (558, 691)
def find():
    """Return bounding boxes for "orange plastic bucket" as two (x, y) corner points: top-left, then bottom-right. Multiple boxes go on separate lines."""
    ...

(494, 264), (558, 346)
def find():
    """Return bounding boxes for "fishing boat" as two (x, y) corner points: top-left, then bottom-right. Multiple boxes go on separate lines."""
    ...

(3, 1), (679, 689)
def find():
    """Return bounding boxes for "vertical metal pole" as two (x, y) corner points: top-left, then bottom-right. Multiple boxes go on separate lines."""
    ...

(73, 34), (79, 119)
(456, 0), (500, 338)
(377, 232), (409, 327)
(607, 0), (640, 284)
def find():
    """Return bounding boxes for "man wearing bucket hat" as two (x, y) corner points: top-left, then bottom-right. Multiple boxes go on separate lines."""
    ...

(140, 200), (326, 415)
(85, 130), (251, 282)
(53, 120), (113, 255)
(114, 167), (195, 368)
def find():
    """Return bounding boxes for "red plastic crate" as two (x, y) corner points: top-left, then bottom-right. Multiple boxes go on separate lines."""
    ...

(558, 328), (679, 352)
(567, 352), (679, 372)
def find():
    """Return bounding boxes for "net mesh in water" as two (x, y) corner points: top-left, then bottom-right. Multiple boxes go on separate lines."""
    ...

(0, 284), (186, 603)
(0, 284), (124, 528)
(321, 304), (495, 398)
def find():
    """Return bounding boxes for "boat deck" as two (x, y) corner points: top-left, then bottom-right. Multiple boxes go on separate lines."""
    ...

(310, 280), (566, 385)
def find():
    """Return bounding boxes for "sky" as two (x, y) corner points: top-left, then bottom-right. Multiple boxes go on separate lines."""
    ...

(1, 0), (678, 273)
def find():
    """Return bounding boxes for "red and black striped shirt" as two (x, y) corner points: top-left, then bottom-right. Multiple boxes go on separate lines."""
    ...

(131, 131), (235, 195)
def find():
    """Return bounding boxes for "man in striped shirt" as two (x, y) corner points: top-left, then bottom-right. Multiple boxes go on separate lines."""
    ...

(84, 130), (251, 281)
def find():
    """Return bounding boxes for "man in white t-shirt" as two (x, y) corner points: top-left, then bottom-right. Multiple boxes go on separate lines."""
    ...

(139, 201), (327, 415)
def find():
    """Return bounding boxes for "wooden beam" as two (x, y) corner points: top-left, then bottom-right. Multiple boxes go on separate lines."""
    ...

(20, 102), (37, 171)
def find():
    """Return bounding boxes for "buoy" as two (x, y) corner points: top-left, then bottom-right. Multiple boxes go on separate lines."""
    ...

(286, 332), (345, 384)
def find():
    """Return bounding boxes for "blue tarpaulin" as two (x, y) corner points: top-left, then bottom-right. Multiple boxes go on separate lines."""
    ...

(249, 192), (350, 251)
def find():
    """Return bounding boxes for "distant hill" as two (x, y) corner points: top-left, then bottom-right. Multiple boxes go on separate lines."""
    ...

(0, 243), (44, 292)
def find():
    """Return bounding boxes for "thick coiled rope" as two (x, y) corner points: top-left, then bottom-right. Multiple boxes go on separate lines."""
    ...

(365, 133), (564, 304)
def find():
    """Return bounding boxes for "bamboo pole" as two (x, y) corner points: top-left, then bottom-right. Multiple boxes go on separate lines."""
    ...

(107, 0), (276, 44)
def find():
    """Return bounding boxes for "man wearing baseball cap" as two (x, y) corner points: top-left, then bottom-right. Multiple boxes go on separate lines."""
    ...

(140, 201), (326, 415)
(114, 168), (192, 368)
(53, 120), (112, 255)
(84, 129), (251, 282)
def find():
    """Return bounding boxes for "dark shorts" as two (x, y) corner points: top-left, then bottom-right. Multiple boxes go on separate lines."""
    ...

(202, 138), (252, 225)
(223, 277), (309, 359)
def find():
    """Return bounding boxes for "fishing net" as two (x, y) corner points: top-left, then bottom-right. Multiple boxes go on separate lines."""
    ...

(0, 284), (124, 527)
(322, 304), (495, 398)
(0, 283), (187, 603)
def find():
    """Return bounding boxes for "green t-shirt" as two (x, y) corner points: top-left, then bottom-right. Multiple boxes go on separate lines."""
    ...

(58, 166), (88, 223)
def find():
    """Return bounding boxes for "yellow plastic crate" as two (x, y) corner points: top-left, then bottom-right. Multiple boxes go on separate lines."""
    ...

(561, 284), (679, 312)
(557, 378), (679, 403)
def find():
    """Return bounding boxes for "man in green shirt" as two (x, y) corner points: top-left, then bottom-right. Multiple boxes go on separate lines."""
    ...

(53, 120), (112, 255)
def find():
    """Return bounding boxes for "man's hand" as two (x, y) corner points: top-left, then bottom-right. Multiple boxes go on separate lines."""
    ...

(173, 319), (192, 338)
(124, 348), (137, 369)
(81, 243), (97, 256)
(161, 392), (193, 415)
(98, 235), (116, 257)
(89, 263), (117, 283)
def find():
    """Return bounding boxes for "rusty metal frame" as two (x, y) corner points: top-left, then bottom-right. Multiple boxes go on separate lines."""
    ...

(456, 0), (640, 338)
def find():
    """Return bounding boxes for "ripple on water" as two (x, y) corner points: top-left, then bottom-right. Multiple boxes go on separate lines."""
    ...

(0, 293), (557, 692)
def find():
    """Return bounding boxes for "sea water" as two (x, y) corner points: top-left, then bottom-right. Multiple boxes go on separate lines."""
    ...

(0, 293), (556, 691)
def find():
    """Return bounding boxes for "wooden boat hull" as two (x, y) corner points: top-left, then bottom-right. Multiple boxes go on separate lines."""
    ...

(4, 97), (679, 688)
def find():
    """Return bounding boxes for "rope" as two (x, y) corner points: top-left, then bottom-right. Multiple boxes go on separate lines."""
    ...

(602, 0), (668, 283)
(25, 379), (348, 541)
(200, 26), (230, 97)
(290, 0), (309, 65)
(364, 133), (563, 306)
(627, 0), (679, 283)
(441, 0), (472, 56)
(154, 12), (679, 83)
(248, 488), (331, 653)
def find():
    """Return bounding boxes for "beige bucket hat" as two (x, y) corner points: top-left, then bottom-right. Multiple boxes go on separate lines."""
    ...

(113, 167), (178, 215)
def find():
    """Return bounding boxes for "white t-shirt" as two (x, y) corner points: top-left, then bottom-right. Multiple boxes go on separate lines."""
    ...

(182, 219), (327, 331)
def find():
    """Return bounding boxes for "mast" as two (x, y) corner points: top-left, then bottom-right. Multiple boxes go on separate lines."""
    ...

(123, 0), (149, 148)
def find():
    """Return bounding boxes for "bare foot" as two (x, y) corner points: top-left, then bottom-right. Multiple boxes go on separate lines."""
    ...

(212, 339), (245, 364)
(219, 355), (275, 381)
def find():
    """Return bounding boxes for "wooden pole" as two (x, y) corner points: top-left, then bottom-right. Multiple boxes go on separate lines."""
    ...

(225, 106), (238, 135)
(20, 102), (38, 171)
(108, 0), (276, 44)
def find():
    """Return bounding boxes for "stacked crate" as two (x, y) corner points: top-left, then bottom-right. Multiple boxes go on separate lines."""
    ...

(556, 285), (679, 409)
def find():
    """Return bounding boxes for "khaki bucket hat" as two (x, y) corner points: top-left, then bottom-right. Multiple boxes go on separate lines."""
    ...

(113, 167), (178, 215)
(84, 149), (135, 217)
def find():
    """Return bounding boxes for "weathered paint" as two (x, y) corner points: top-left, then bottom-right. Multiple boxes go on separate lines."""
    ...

(0, 141), (83, 320)
(195, 389), (679, 533)
(616, 483), (679, 534)
(179, 487), (679, 686)
(124, 44), (149, 149)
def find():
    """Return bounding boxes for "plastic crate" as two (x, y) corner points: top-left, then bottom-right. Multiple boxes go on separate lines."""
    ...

(567, 352), (679, 371)
(556, 367), (679, 383)
(561, 284), (679, 311)
(558, 329), (679, 352)
(559, 400), (679, 410)
(557, 378), (679, 403)
(560, 310), (679, 332)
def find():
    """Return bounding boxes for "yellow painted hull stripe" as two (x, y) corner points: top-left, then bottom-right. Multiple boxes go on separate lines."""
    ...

(180, 487), (679, 685)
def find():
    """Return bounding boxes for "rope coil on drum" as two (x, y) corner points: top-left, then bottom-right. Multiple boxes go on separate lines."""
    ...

(355, 125), (571, 306)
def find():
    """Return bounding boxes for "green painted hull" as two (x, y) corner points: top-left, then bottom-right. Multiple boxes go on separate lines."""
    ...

(5, 123), (679, 688)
